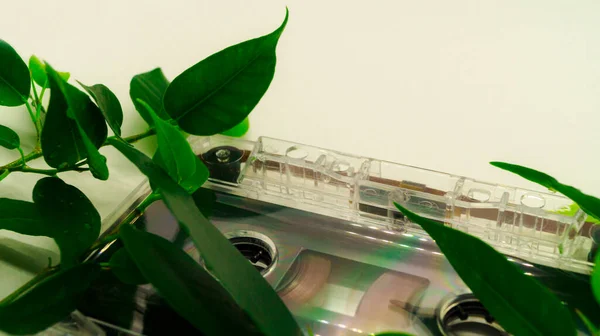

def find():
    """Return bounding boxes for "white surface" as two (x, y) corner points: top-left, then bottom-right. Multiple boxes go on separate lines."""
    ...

(0, 0), (599, 302)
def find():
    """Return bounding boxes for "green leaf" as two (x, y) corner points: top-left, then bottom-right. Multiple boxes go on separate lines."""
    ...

(75, 121), (109, 180)
(28, 55), (70, 88)
(42, 64), (108, 169)
(0, 263), (100, 335)
(0, 124), (19, 149)
(108, 138), (303, 336)
(555, 203), (600, 225)
(137, 99), (207, 192)
(221, 117), (250, 137)
(576, 310), (598, 336)
(491, 162), (600, 222)
(77, 81), (123, 137)
(163, 9), (288, 135)
(109, 248), (147, 285)
(592, 252), (600, 311)
(372, 333), (416, 336)
(130, 68), (170, 124)
(394, 203), (576, 336)
(0, 40), (30, 106)
(120, 224), (262, 335)
(33, 177), (101, 268)
(191, 187), (217, 219)
(0, 199), (47, 236)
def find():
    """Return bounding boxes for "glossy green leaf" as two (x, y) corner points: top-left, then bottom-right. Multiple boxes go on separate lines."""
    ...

(0, 124), (19, 149)
(120, 224), (262, 335)
(75, 121), (109, 180)
(0, 199), (47, 236)
(221, 117), (250, 137)
(28, 55), (70, 88)
(0, 40), (29, 106)
(163, 9), (288, 135)
(108, 138), (303, 336)
(491, 162), (600, 222)
(33, 177), (101, 268)
(77, 81), (123, 137)
(42, 64), (107, 169)
(394, 203), (576, 336)
(0, 263), (100, 335)
(109, 248), (147, 285)
(130, 67), (170, 124)
(137, 99), (207, 192)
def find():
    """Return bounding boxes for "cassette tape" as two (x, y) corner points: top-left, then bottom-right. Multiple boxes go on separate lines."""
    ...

(91, 135), (598, 335)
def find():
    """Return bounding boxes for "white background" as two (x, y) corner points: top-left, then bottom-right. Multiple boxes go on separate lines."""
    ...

(0, 0), (599, 300)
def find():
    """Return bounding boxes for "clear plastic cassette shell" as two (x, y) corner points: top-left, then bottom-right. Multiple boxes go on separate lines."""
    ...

(190, 135), (597, 274)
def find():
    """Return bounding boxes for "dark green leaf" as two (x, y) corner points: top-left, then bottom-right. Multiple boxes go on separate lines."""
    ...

(0, 199), (47, 236)
(33, 177), (101, 268)
(221, 117), (250, 137)
(77, 81), (123, 137)
(28, 55), (70, 88)
(394, 203), (576, 336)
(0, 40), (29, 106)
(0, 263), (100, 335)
(120, 224), (261, 335)
(0, 124), (19, 149)
(75, 121), (109, 180)
(491, 162), (600, 221)
(137, 99), (207, 192)
(42, 64), (107, 169)
(592, 253), (600, 310)
(163, 9), (288, 135)
(109, 248), (147, 285)
(108, 138), (303, 336)
(130, 68), (170, 124)
(191, 187), (217, 219)
(372, 333), (415, 336)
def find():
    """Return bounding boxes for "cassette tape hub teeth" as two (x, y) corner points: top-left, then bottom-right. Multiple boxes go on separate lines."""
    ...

(225, 231), (277, 275)
(200, 145), (244, 183)
(437, 294), (509, 336)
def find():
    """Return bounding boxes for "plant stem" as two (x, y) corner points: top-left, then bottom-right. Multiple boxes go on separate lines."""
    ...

(17, 147), (26, 166)
(0, 128), (156, 173)
(24, 101), (41, 140)
(31, 82), (42, 120)
(0, 170), (10, 181)
(0, 267), (58, 305)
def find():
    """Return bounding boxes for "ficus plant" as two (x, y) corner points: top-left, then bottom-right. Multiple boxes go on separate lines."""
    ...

(0, 8), (306, 336)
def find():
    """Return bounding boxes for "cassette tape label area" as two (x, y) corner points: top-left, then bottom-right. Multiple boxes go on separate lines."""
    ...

(102, 135), (597, 335)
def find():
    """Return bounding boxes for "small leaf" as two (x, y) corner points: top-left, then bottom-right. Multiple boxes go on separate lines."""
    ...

(120, 224), (261, 335)
(0, 124), (20, 149)
(0, 263), (100, 335)
(491, 162), (600, 222)
(28, 55), (69, 88)
(0, 199), (47, 236)
(163, 9), (289, 135)
(108, 138), (303, 336)
(77, 81), (123, 137)
(109, 248), (147, 285)
(221, 117), (250, 137)
(0, 40), (30, 106)
(75, 121), (109, 180)
(33, 177), (101, 268)
(42, 64), (108, 170)
(130, 67), (170, 124)
(394, 203), (576, 336)
(137, 99), (207, 192)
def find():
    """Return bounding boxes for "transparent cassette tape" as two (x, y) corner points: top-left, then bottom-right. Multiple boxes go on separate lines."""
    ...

(89, 135), (597, 335)
(192, 135), (596, 274)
